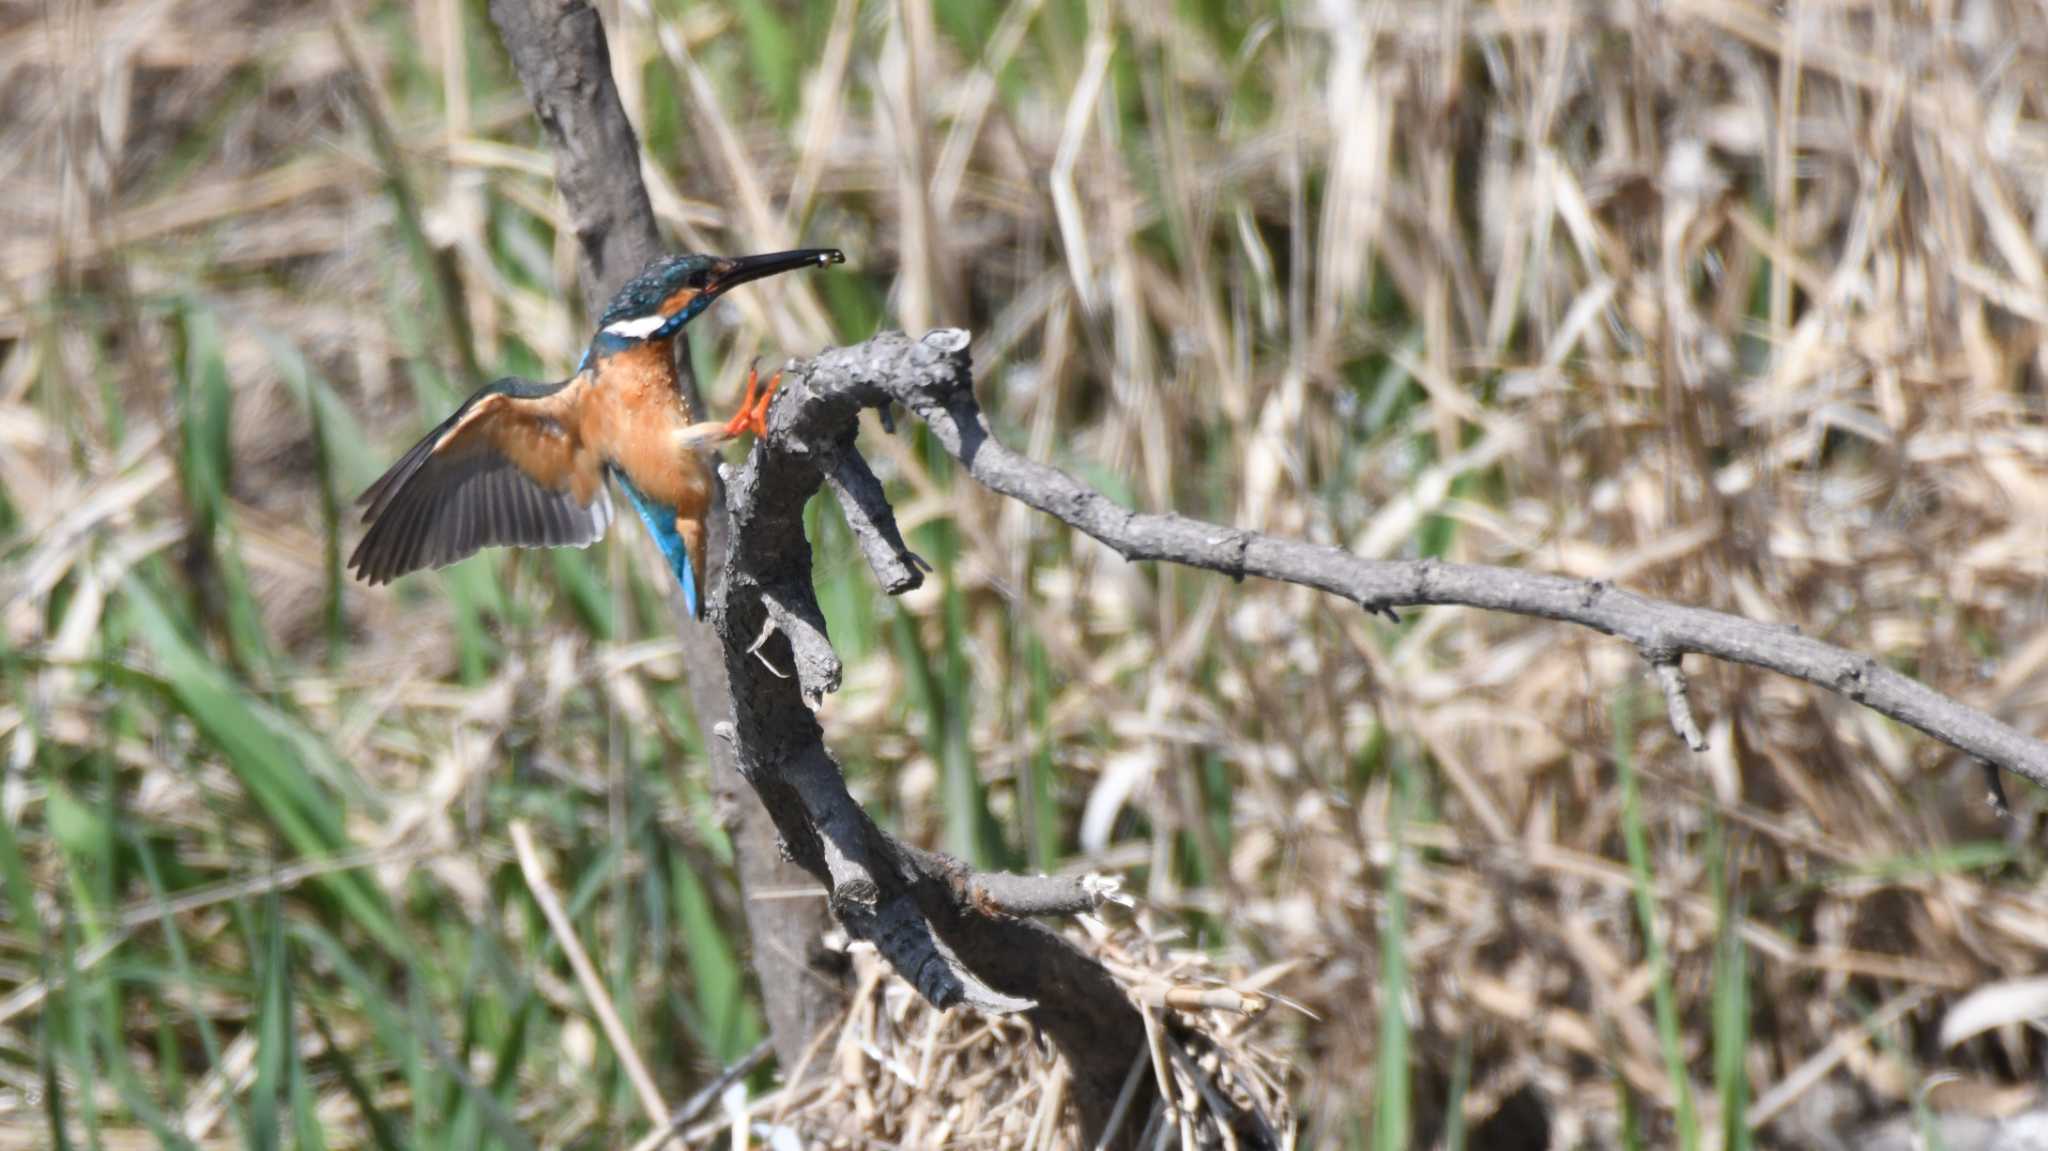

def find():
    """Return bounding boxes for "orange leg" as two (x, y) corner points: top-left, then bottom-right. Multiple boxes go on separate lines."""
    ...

(719, 366), (783, 439)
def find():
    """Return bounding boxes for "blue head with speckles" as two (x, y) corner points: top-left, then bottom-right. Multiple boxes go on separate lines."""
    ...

(584, 248), (844, 364)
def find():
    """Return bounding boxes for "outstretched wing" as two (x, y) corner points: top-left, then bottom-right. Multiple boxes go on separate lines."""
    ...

(349, 375), (612, 585)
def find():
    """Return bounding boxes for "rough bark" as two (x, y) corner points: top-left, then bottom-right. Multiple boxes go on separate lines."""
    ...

(711, 331), (1152, 1145)
(485, 0), (845, 1072)
(484, 0), (660, 309)
(705, 324), (2034, 1145)
(489, 5), (2048, 1145)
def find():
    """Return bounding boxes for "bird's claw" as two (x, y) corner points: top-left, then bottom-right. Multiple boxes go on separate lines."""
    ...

(722, 366), (782, 439)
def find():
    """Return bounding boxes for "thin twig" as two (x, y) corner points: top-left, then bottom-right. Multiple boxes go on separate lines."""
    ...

(626, 1038), (775, 1151)
(1092, 1049), (1155, 1151)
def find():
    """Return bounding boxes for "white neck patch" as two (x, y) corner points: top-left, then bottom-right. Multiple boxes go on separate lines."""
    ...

(602, 313), (668, 339)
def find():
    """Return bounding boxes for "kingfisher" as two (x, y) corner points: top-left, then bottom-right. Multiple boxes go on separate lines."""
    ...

(348, 248), (844, 616)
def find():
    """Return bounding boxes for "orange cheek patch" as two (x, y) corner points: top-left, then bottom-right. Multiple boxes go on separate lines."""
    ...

(659, 287), (700, 317)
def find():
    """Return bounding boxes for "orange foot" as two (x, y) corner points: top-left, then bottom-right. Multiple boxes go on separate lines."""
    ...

(720, 366), (783, 439)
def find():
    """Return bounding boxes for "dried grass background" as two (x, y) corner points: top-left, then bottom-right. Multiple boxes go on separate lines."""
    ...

(5, 0), (2048, 1147)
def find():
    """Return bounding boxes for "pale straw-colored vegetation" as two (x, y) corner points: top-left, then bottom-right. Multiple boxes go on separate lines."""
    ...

(5, 0), (2048, 1147)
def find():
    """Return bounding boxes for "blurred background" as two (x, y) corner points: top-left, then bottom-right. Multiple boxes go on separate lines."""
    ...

(7, 0), (2048, 1147)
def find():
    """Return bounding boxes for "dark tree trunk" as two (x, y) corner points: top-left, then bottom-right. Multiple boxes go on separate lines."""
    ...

(485, 0), (847, 1075)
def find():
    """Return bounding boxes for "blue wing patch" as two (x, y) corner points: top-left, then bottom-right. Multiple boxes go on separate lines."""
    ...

(612, 470), (701, 618)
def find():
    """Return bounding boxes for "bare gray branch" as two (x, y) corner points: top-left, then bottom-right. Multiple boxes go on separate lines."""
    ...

(776, 329), (2048, 791)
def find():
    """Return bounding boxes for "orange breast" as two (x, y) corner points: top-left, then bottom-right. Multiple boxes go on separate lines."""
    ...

(579, 342), (714, 517)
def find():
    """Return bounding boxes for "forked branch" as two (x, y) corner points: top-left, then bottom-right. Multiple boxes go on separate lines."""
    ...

(711, 325), (2042, 1146)
(708, 332), (1155, 1147)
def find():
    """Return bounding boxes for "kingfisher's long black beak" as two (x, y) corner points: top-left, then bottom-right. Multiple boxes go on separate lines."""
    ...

(707, 248), (844, 296)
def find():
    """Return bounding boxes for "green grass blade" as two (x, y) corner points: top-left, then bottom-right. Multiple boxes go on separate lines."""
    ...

(170, 300), (231, 543)
(1615, 694), (1699, 1150)
(734, 0), (800, 122)
(1371, 749), (1411, 1151)
(1711, 819), (1751, 1151)
(1024, 634), (1060, 869)
(135, 832), (251, 1146)
(442, 555), (503, 685)
(548, 548), (615, 638)
(43, 783), (108, 942)
(938, 566), (1001, 868)
(260, 331), (378, 663)
(0, 776), (41, 948)
(311, 1011), (404, 1151)
(335, 10), (481, 385)
(893, 520), (1005, 868)
(122, 576), (408, 958)
(249, 896), (291, 1151)
(669, 851), (760, 1062)
(1442, 1032), (1473, 1151)
(56, 914), (106, 1151)
(292, 923), (428, 1144)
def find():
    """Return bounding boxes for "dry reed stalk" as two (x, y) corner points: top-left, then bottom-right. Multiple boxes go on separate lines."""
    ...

(9, 0), (2048, 1146)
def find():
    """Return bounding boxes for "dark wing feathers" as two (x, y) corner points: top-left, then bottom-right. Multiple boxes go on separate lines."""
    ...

(350, 445), (613, 584)
(349, 377), (612, 585)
